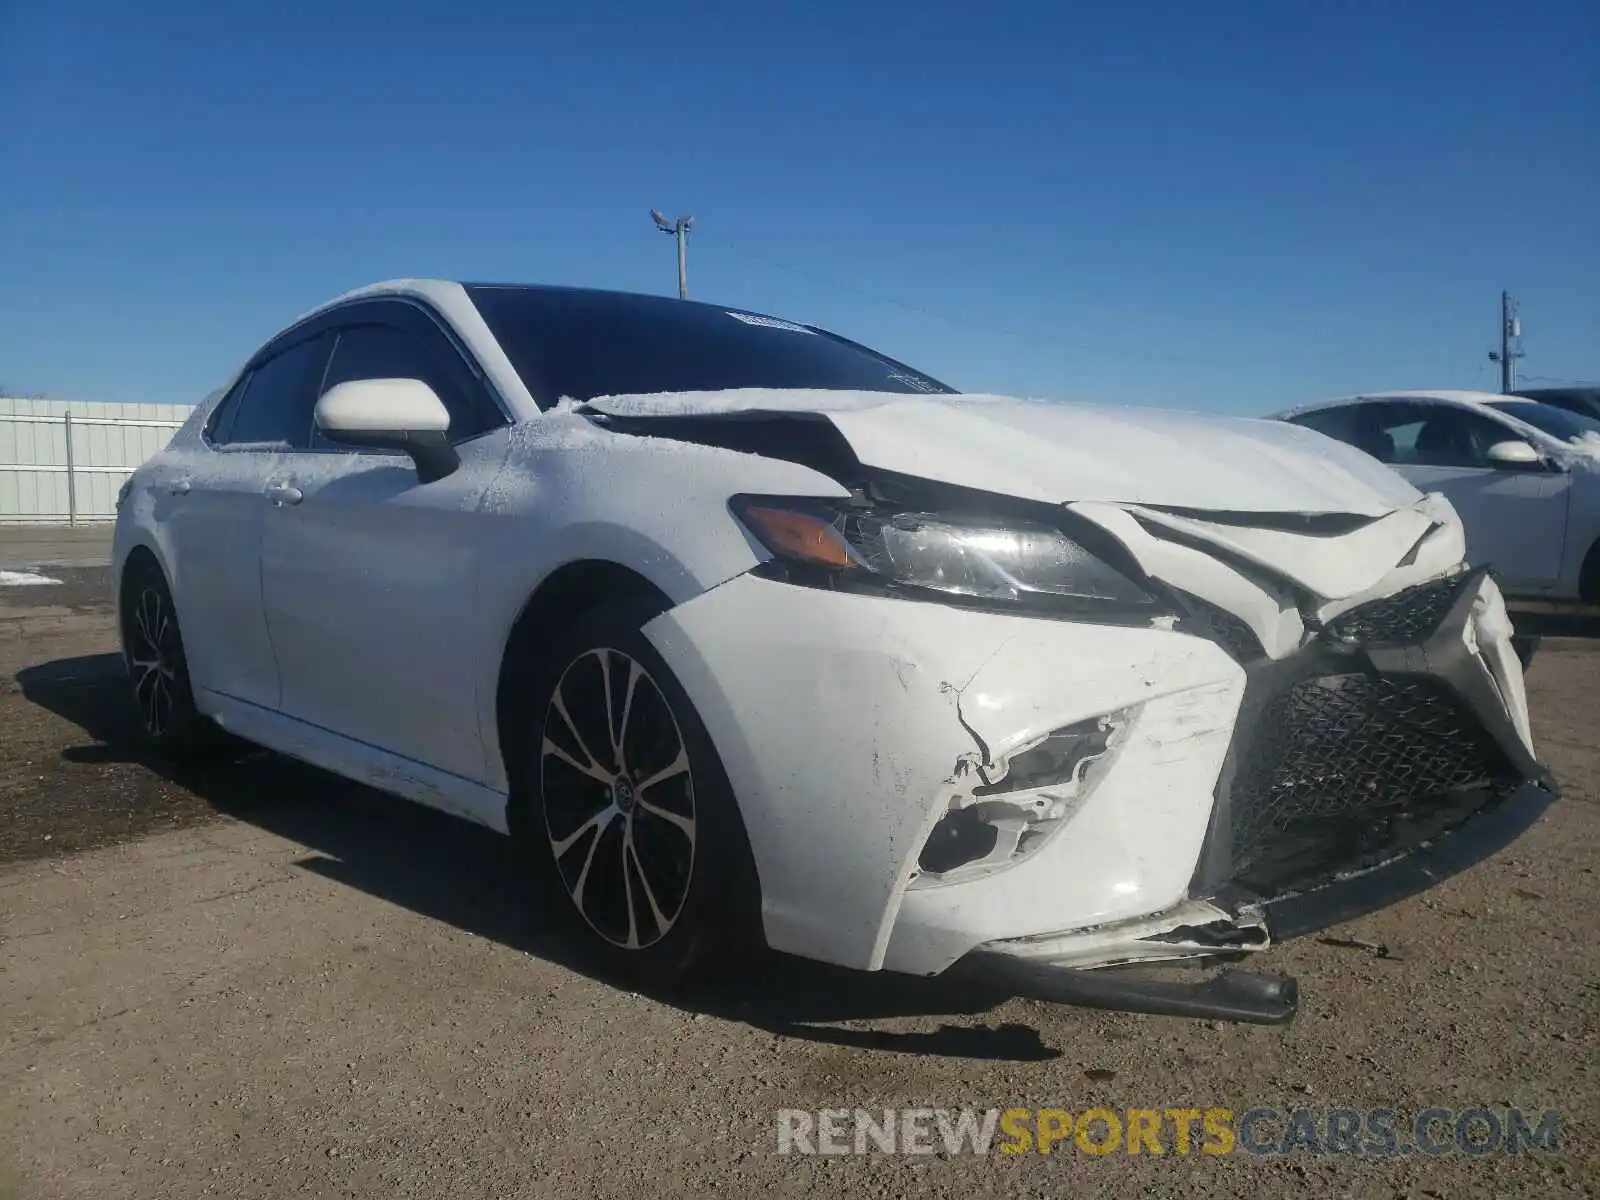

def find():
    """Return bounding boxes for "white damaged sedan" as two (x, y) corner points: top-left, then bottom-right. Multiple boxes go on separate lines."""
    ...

(112, 280), (1556, 1023)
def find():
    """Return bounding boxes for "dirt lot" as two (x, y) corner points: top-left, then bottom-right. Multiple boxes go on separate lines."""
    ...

(1, 561), (1596, 1198)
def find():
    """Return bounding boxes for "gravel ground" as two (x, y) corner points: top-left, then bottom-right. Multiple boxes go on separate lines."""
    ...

(0, 568), (1595, 1198)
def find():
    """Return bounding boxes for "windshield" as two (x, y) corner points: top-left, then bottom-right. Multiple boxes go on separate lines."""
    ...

(466, 284), (955, 406)
(1488, 400), (1600, 444)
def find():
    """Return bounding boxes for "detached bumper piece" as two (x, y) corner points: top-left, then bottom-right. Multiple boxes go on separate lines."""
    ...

(959, 954), (1300, 1025)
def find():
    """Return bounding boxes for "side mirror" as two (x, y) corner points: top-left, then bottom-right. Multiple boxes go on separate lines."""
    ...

(1485, 440), (1543, 471)
(315, 379), (460, 483)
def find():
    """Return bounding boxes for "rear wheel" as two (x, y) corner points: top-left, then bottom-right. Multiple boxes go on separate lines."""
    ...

(507, 601), (760, 986)
(118, 557), (247, 761)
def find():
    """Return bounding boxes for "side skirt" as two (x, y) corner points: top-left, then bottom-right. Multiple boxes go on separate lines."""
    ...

(201, 689), (511, 833)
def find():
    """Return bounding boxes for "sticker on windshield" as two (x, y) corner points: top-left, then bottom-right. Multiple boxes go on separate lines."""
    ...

(887, 370), (943, 393)
(726, 311), (817, 335)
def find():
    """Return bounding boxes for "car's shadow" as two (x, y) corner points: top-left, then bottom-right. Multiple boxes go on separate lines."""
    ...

(17, 653), (1059, 1062)
(1511, 607), (1600, 641)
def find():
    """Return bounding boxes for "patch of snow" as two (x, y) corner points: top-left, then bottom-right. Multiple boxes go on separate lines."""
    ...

(0, 570), (63, 586)
(725, 311), (816, 335)
(586, 388), (916, 418)
(583, 388), (1080, 421)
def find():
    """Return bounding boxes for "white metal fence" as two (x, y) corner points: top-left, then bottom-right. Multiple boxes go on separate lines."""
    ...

(0, 398), (195, 525)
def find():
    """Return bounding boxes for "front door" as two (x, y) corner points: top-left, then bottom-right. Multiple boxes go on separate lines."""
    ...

(1364, 402), (1568, 591)
(257, 306), (510, 783)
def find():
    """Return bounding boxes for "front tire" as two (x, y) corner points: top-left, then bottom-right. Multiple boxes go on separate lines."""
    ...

(507, 600), (760, 986)
(118, 558), (246, 761)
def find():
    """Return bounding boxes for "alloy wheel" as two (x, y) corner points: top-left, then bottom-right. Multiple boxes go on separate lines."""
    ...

(129, 586), (179, 739)
(539, 647), (697, 950)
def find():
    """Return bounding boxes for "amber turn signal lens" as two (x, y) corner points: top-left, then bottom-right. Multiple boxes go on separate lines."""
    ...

(741, 505), (855, 569)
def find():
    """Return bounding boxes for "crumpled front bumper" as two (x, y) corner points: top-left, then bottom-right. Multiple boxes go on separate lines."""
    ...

(643, 571), (1248, 973)
(951, 566), (1557, 1022)
(645, 548), (1552, 1020)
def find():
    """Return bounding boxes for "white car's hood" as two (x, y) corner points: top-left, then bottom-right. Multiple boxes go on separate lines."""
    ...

(582, 388), (1473, 663)
(585, 390), (1422, 518)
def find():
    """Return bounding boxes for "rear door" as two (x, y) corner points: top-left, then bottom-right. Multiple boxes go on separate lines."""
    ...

(160, 333), (331, 709)
(1359, 402), (1568, 590)
(258, 300), (510, 784)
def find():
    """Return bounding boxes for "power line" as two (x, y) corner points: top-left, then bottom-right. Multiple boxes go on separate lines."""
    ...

(1521, 375), (1600, 387)
(712, 238), (1236, 369)
(707, 237), (1456, 374)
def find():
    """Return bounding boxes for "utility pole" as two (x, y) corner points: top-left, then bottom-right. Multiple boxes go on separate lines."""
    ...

(650, 209), (695, 299)
(1488, 290), (1524, 393)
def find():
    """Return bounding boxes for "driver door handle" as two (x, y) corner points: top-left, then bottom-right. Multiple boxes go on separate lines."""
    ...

(264, 481), (304, 507)
(167, 479), (191, 496)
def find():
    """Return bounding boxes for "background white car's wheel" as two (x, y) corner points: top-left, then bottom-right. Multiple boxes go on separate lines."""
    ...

(118, 556), (247, 761)
(509, 600), (761, 985)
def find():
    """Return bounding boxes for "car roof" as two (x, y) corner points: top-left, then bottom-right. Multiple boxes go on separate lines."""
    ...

(1515, 386), (1600, 401)
(304, 278), (774, 325)
(1275, 389), (1522, 418)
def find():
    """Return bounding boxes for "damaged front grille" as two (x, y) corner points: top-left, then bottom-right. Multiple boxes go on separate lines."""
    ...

(1325, 572), (1471, 645)
(1227, 673), (1518, 894)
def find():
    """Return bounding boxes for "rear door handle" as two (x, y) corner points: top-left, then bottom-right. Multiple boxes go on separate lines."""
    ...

(167, 479), (191, 496)
(264, 481), (304, 506)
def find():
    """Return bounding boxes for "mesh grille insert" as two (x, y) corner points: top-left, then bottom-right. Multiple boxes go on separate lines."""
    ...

(1326, 573), (1469, 645)
(1228, 672), (1515, 891)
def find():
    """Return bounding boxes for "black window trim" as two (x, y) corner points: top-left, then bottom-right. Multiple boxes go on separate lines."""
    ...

(202, 293), (514, 454)
(202, 371), (253, 448)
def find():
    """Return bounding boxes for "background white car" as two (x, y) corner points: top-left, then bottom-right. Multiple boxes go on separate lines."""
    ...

(1276, 390), (1600, 602)
(112, 282), (1554, 1024)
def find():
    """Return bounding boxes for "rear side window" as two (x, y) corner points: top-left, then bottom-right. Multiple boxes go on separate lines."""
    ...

(217, 336), (331, 449)
(316, 318), (504, 448)
(205, 373), (253, 443)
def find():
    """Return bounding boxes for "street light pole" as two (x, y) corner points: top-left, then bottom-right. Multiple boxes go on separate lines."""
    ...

(651, 209), (695, 299)
(1488, 290), (1523, 394)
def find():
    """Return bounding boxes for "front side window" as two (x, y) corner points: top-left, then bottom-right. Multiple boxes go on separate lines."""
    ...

(1366, 404), (1513, 469)
(316, 318), (503, 448)
(466, 285), (954, 407)
(217, 336), (331, 449)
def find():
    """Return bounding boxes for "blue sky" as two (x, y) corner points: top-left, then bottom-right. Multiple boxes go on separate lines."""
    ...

(3, 0), (1595, 412)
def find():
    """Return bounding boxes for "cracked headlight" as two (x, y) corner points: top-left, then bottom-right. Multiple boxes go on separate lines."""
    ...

(731, 495), (1159, 613)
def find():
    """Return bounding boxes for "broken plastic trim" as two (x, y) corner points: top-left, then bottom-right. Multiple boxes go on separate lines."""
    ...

(913, 712), (1129, 882)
